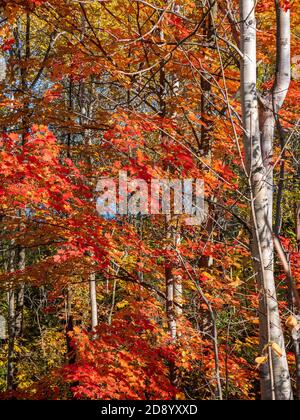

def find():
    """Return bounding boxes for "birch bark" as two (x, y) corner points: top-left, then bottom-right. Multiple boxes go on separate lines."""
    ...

(240, 0), (293, 400)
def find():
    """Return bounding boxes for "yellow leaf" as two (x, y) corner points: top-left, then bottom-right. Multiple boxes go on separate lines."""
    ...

(176, 392), (186, 400)
(286, 315), (298, 329)
(229, 277), (244, 288)
(271, 342), (283, 358)
(116, 300), (129, 309)
(255, 356), (268, 368)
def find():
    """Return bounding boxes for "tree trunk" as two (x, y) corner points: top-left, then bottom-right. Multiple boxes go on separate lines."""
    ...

(296, 203), (300, 248)
(0, 51), (6, 82)
(79, 71), (99, 332)
(89, 273), (98, 331)
(7, 246), (16, 391)
(174, 274), (183, 317)
(15, 247), (25, 337)
(240, 0), (293, 400)
(294, 205), (300, 399)
(294, 336), (300, 400)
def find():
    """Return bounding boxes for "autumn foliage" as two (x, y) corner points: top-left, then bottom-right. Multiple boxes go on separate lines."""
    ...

(0, 0), (300, 401)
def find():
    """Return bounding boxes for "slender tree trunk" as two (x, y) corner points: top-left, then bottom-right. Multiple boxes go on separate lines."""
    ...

(89, 273), (98, 331)
(15, 14), (30, 340)
(79, 72), (99, 332)
(174, 275), (183, 317)
(15, 247), (25, 337)
(296, 203), (300, 247)
(161, 4), (186, 336)
(166, 266), (177, 340)
(0, 51), (6, 82)
(158, 38), (178, 339)
(240, 0), (293, 400)
(294, 205), (300, 399)
(294, 336), (300, 400)
(199, 1), (217, 270)
(7, 289), (15, 391)
(165, 212), (177, 340)
(200, 0), (217, 159)
(7, 246), (16, 391)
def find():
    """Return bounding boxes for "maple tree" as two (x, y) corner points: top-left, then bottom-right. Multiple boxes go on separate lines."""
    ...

(0, 0), (300, 401)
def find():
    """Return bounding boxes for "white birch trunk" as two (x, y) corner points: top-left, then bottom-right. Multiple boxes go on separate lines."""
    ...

(89, 273), (98, 331)
(240, 0), (293, 400)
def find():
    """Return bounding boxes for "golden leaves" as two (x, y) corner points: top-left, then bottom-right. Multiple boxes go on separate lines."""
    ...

(270, 342), (283, 358)
(255, 356), (268, 368)
(228, 277), (244, 288)
(255, 342), (284, 369)
(286, 315), (299, 329)
(116, 300), (129, 309)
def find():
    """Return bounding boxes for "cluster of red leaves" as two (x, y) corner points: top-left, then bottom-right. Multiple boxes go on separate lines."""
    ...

(0, 126), (110, 288)
(1, 38), (14, 52)
(57, 307), (179, 400)
(257, 0), (291, 13)
(29, 0), (45, 5)
(281, 0), (291, 12)
(163, 15), (191, 40)
(279, 237), (300, 288)
(0, 125), (83, 212)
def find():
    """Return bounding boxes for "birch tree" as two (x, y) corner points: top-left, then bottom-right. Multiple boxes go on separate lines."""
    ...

(240, 0), (293, 400)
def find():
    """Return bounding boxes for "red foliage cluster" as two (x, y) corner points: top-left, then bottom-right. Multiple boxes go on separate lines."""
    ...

(62, 309), (178, 400)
